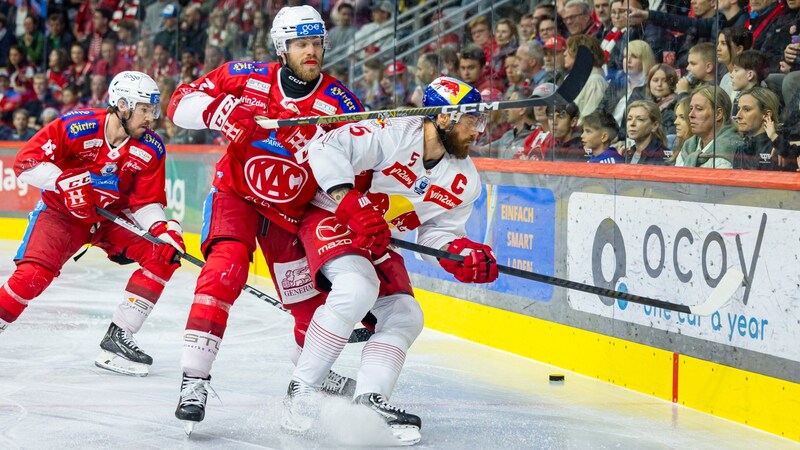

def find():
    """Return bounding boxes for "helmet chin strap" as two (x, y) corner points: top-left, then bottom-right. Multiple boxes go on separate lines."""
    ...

(114, 106), (134, 138)
(432, 116), (458, 156)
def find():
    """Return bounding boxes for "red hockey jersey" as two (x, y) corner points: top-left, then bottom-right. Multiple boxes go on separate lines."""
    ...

(168, 61), (363, 232)
(15, 109), (168, 216)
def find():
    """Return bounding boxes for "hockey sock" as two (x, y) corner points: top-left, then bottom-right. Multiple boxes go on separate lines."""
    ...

(0, 263), (54, 329)
(354, 294), (423, 397)
(354, 332), (408, 397)
(292, 255), (380, 387)
(292, 304), (352, 388)
(182, 241), (250, 378)
(182, 294), (230, 378)
(113, 268), (166, 333)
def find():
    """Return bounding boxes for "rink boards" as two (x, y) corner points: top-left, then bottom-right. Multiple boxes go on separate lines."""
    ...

(0, 144), (797, 441)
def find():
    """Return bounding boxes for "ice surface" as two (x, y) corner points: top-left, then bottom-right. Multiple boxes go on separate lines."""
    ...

(0, 242), (794, 449)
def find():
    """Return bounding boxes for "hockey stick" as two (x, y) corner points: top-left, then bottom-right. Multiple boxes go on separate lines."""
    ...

(95, 207), (372, 343)
(390, 238), (743, 317)
(256, 45), (594, 130)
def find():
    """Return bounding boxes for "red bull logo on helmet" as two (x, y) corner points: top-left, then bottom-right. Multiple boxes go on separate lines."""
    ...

(432, 78), (471, 103)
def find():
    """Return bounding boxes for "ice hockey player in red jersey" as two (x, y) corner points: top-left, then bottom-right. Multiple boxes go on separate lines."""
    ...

(280, 77), (500, 446)
(167, 5), (377, 435)
(1, 71), (185, 377)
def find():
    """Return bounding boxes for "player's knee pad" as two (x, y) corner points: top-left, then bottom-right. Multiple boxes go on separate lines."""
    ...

(374, 294), (424, 347)
(0, 263), (55, 323)
(194, 240), (250, 304)
(323, 255), (380, 324)
(7, 262), (54, 300)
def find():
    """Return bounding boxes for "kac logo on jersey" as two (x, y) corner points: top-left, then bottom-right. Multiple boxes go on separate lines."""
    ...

(67, 120), (99, 139)
(413, 176), (430, 195)
(61, 110), (95, 120)
(243, 155), (308, 203)
(297, 22), (324, 36)
(325, 84), (361, 113)
(139, 132), (165, 160)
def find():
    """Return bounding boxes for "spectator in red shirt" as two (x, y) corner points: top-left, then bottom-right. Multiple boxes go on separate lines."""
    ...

(83, 7), (118, 63)
(179, 47), (203, 82)
(95, 38), (132, 82)
(150, 44), (179, 80)
(86, 74), (109, 108)
(459, 45), (505, 95)
(67, 43), (93, 97)
(46, 48), (70, 100)
(7, 45), (35, 100)
(58, 83), (84, 115)
(134, 38), (154, 73)
(116, 19), (138, 64)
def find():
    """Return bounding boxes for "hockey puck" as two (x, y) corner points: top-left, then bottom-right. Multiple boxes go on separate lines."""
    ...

(549, 374), (565, 383)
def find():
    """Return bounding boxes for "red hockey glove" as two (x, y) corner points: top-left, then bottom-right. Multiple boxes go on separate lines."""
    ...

(55, 169), (98, 222)
(203, 93), (260, 144)
(149, 220), (185, 265)
(335, 190), (390, 256)
(273, 107), (323, 156)
(439, 237), (499, 284)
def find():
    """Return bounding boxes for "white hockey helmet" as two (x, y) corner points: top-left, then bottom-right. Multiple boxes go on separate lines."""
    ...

(270, 5), (330, 55)
(108, 71), (161, 119)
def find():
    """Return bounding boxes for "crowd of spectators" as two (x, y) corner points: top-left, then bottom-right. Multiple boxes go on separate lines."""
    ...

(323, 0), (800, 170)
(1, 0), (799, 170)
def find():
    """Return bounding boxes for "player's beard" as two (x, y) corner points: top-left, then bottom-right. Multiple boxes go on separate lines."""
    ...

(444, 130), (472, 159)
(288, 56), (322, 82)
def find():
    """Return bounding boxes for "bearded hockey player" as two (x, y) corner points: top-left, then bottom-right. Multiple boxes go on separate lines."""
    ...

(2, 71), (185, 377)
(166, 5), (383, 435)
(281, 77), (499, 446)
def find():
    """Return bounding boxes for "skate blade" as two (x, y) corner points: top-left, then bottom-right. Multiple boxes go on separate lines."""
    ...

(182, 421), (196, 436)
(390, 425), (421, 446)
(94, 351), (148, 376)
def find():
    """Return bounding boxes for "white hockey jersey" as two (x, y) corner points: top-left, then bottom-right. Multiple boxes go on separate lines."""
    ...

(308, 116), (482, 258)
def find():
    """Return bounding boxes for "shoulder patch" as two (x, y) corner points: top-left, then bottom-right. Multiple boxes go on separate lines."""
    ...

(66, 119), (100, 139)
(138, 131), (166, 160)
(60, 110), (95, 120)
(228, 61), (255, 75)
(324, 83), (363, 113)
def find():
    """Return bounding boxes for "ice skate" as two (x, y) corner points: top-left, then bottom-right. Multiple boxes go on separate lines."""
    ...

(94, 322), (152, 376)
(355, 393), (421, 446)
(321, 370), (356, 397)
(175, 373), (215, 436)
(281, 380), (318, 433)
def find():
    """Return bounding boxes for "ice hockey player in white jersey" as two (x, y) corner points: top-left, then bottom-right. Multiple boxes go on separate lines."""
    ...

(288, 77), (499, 446)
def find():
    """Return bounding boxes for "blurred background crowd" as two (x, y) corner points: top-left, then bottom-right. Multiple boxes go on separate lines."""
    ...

(1, 0), (799, 170)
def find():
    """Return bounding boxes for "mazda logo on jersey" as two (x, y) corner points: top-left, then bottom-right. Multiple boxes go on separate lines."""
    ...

(67, 119), (99, 139)
(244, 156), (308, 203)
(315, 216), (350, 241)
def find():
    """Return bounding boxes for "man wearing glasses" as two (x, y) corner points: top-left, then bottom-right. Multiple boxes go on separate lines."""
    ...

(561, 0), (601, 37)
